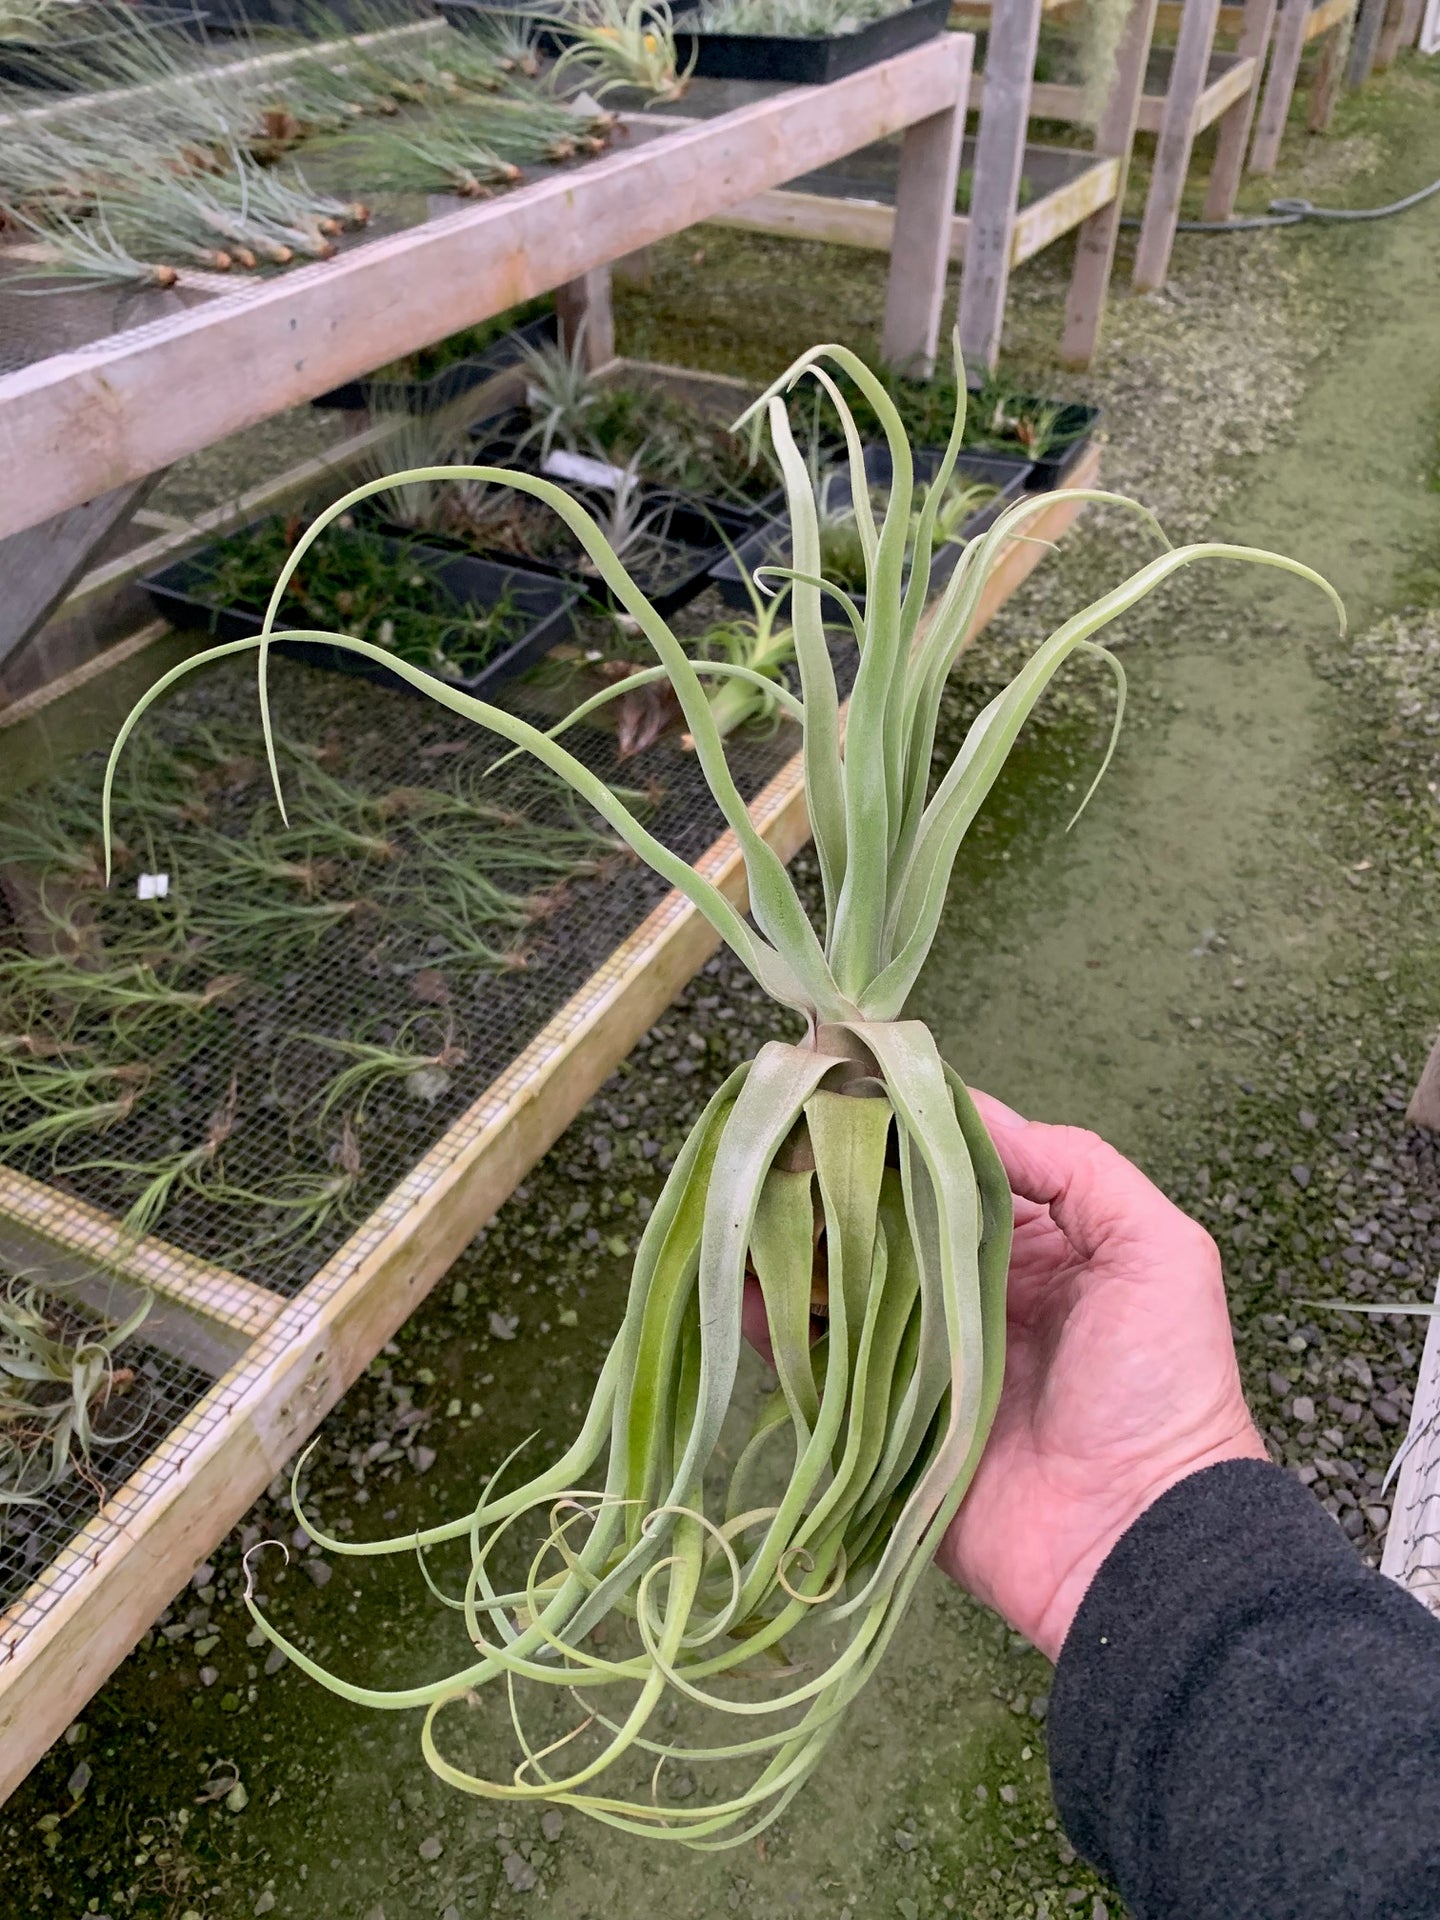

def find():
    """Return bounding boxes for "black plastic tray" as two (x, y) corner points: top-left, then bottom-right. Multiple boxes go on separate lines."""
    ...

(312, 312), (558, 416)
(141, 527), (578, 700)
(711, 443), (1030, 613)
(675, 0), (947, 85)
(968, 398), (1101, 491)
(464, 426), (763, 616)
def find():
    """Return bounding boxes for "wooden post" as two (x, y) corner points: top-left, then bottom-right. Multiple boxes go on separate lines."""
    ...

(1398, 0), (1427, 44)
(1060, 0), (1159, 366)
(1307, 12), (1351, 124)
(556, 266), (616, 369)
(1375, 0), (1410, 61)
(1133, 0), (1224, 289)
(881, 34), (971, 376)
(1250, 0), (1313, 171)
(0, 478), (154, 687)
(1204, 0), (1280, 217)
(1409, 1036), (1440, 1130)
(958, 0), (1043, 374)
(1347, 0), (1390, 78)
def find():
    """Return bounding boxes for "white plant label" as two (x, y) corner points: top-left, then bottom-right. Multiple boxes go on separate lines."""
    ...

(542, 448), (632, 490)
(136, 872), (170, 901)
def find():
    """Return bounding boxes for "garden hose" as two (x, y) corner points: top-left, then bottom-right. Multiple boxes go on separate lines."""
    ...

(1120, 171), (1440, 232)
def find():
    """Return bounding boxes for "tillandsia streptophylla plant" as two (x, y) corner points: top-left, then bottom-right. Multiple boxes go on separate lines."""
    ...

(103, 336), (1343, 1846)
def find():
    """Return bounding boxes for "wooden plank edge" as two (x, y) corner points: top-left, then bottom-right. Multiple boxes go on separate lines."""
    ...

(0, 1165), (283, 1343)
(0, 622), (168, 732)
(1012, 157), (1121, 263)
(0, 477), (1094, 1800)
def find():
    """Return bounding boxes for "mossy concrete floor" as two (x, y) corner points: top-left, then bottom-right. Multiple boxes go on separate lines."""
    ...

(4, 52), (1440, 1920)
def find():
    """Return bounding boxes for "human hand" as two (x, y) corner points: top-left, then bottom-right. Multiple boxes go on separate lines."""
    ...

(935, 1093), (1267, 1661)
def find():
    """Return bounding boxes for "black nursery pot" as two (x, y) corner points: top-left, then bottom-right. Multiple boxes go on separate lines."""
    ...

(312, 312), (559, 416)
(969, 399), (1101, 491)
(674, 0), (948, 86)
(711, 443), (1031, 614)
(141, 528), (578, 700)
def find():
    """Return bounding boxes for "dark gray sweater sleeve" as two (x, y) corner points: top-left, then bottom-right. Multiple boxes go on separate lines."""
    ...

(1047, 1459), (1440, 1920)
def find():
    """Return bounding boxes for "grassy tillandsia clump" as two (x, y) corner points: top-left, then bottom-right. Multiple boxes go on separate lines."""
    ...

(104, 336), (1342, 1843)
(0, 1275), (151, 1509)
(694, 0), (899, 34)
(551, 0), (694, 102)
(185, 518), (530, 684)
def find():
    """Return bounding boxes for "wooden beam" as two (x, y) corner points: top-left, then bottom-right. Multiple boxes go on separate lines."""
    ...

(1250, 0), (1314, 170)
(1059, 0), (1158, 367)
(1398, 0), (1427, 44)
(881, 37), (972, 377)
(1346, 0), (1389, 74)
(0, 1165), (284, 1346)
(1133, 0), (1224, 290)
(556, 266), (616, 370)
(0, 38), (975, 542)
(1374, 0), (1411, 61)
(1206, 0), (1280, 216)
(958, 0), (1044, 373)
(0, 454), (1097, 1805)
(1306, 9), (1352, 122)
(0, 480), (155, 679)
(706, 156), (1115, 270)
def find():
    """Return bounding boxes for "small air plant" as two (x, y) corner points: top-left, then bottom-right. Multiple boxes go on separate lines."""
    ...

(696, 0), (896, 32)
(70, 1074), (240, 1244)
(345, 118), (523, 199)
(108, 335), (1343, 1844)
(228, 1118), (365, 1253)
(0, 1275), (152, 1509)
(9, 203), (180, 291)
(514, 322), (603, 461)
(553, 0), (693, 103)
(300, 1018), (467, 1128)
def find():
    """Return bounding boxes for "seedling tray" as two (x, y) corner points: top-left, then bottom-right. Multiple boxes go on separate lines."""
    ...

(312, 312), (559, 415)
(712, 444), (1029, 612)
(674, 0), (947, 85)
(140, 528), (578, 699)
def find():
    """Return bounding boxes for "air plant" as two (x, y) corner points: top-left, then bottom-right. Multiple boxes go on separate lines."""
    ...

(299, 1019), (467, 1127)
(0, 1275), (152, 1509)
(1074, 0), (1131, 123)
(340, 118), (523, 199)
(552, 0), (693, 103)
(514, 322), (603, 461)
(7, 202), (180, 291)
(105, 332), (1345, 1842)
(695, 0), (897, 33)
(68, 1074), (240, 1243)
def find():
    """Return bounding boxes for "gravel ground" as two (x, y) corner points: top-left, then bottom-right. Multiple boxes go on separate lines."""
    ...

(2, 51), (1439, 1920)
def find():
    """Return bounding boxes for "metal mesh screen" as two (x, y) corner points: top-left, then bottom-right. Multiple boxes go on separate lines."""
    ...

(0, 1271), (212, 1616)
(0, 603), (839, 1298)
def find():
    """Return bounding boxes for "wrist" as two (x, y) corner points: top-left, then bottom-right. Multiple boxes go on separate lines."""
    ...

(1030, 1423), (1270, 1663)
